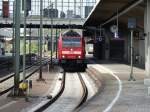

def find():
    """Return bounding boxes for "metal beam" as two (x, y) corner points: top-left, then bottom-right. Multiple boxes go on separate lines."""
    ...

(85, 26), (104, 31)
(0, 24), (83, 29)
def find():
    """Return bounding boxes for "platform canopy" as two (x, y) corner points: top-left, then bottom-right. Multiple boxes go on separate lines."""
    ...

(84, 0), (145, 29)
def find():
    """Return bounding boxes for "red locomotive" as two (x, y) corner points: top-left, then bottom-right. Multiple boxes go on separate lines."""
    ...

(58, 30), (86, 70)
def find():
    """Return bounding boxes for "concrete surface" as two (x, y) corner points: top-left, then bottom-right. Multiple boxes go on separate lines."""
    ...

(77, 61), (150, 112)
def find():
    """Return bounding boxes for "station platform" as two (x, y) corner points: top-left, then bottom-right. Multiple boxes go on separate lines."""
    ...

(77, 59), (149, 112)
(0, 65), (60, 112)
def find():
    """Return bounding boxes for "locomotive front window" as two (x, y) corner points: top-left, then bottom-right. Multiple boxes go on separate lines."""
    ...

(62, 38), (81, 47)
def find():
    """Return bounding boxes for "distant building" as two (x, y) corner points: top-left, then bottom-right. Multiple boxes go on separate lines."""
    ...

(43, 8), (58, 18)
(60, 11), (66, 18)
(67, 10), (73, 18)
(85, 6), (93, 18)
(74, 15), (81, 18)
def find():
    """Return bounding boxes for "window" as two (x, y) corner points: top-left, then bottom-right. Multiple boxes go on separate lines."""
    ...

(62, 38), (81, 47)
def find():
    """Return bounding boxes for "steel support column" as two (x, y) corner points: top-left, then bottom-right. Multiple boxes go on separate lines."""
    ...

(80, 0), (81, 17)
(145, 0), (150, 77)
(55, 28), (58, 59)
(93, 30), (96, 57)
(23, 0), (27, 82)
(68, 0), (69, 18)
(55, 0), (57, 9)
(14, 0), (21, 96)
(61, 0), (63, 12)
(74, 0), (76, 16)
(39, 0), (43, 79)
(29, 27), (31, 64)
(50, 3), (53, 67)
(38, 28), (40, 57)
(12, 1), (15, 71)
(103, 29), (109, 60)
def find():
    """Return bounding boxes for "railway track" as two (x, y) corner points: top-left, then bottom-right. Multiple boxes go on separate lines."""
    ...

(30, 72), (88, 112)
(0, 58), (49, 83)
(0, 65), (36, 83)
(0, 59), (50, 96)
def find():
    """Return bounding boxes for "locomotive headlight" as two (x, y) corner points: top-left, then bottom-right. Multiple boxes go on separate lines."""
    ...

(62, 55), (65, 58)
(78, 56), (81, 59)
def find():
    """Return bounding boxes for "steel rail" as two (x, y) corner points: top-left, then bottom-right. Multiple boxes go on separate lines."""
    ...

(0, 59), (50, 96)
(0, 58), (49, 83)
(0, 65), (34, 83)
(34, 71), (66, 112)
(0, 61), (11, 66)
(0, 60), (12, 71)
(75, 72), (88, 110)
(27, 71), (88, 112)
(0, 66), (40, 96)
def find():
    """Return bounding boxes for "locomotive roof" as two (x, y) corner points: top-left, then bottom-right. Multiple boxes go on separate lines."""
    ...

(62, 30), (81, 37)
